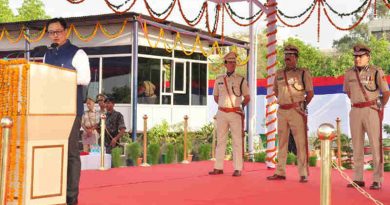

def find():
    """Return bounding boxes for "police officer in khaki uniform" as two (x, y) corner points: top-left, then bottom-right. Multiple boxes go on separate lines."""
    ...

(267, 45), (314, 183)
(208, 51), (250, 177)
(344, 44), (389, 190)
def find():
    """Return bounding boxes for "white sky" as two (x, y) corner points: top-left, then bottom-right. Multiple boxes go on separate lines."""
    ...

(9, 0), (372, 49)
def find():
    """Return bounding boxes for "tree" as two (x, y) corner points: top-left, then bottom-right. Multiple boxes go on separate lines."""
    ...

(368, 35), (390, 73)
(0, 0), (49, 23)
(16, 0), (49, 22)
(277, 38), (344, 76)
(208, 31), (268, 79)
(0, 0), (14, 23)
(333, 0), (390, 52)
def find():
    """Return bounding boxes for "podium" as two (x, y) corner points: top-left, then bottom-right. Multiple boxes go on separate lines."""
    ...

(0, 60), (76, 205)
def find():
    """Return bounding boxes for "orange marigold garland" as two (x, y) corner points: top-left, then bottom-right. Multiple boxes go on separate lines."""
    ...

(17, 63), (28, 204)
(5, 66), (19, 202)
(99, 20), (127, 39)
(0, 60), (28, 204)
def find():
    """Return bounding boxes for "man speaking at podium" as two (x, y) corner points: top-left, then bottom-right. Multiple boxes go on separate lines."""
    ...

(43, 17), (91, 205)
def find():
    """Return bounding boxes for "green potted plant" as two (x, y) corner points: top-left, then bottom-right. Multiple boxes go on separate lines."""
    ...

(198, 143), (212, 161)
(147, 143), (160, 165)
(165, 143), (175, 164)
(309, 155), (318, 167)
(176, 143), (184, 162)
(126, 142), (141, 166)
(111, 146), (123, 168)
(254, 152), (266, 163)
(286, 152), (297, 165)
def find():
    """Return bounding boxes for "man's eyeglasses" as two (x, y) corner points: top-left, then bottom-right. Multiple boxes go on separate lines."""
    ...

(225, 61), (237, 64)
(48, 30), (64, 36)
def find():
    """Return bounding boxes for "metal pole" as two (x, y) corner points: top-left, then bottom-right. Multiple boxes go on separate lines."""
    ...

(336, 117), (342, 167)
(264, 0), (278, 169)
(131, 18), (139, 141)
(247, 0), (257, 161)
(1, 117), (13, 205)
(320, 140), (332, 205)
(140, 115), (150, 167)
(317, 123), (336, 205)
(99, 114), (106, 170)
(211, 115), (217, 161)
(182, 115), (189, 164)
(24, 27), (31, 61)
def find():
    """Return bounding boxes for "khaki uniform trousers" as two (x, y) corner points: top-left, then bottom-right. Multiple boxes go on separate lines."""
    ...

(350, 107), (383, 182)
(214, 111), (243, 171)
(275, 108), (308, 177)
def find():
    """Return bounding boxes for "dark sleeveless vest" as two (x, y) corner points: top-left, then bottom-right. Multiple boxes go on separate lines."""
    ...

(44, 40), (86, 116)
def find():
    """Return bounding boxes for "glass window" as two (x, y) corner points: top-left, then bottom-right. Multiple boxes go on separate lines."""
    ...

(191, 63), (207, 105)
(83, 45), (131, 55)
(139, 46), (171, 57)
(161, 59), (173, 105)
(173, 62), (189, 105)
(174, 50), (207, 61)
(174, 62), (186, 93)
(102, 57), (131, 103)
(161, 59), (173, 94)
(87, 58), (100, 100)
(138, 57), (160, 104)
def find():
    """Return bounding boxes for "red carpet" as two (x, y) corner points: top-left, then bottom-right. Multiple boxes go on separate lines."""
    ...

(78, 161), (389, 205)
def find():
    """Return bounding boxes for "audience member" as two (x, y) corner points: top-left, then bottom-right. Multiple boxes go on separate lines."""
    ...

(81, 98), (100, 152)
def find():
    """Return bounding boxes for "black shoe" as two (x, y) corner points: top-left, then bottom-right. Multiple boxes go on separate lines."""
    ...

(267, 174), (286, 180)
(209, 169), (223, 175)
(369, 182), (381, 190)
(232, 170), (241, 177)
(67, 199), (78, 205)
(347, 181), (365, 188)
(299, 176), (308, 183)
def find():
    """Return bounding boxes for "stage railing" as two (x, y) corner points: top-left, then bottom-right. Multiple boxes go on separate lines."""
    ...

(335, 117), (342, 167)
(318, 121), (384, 205)
(182, 115), (190, 164)
(140, 115), (150, 167)
(317, 123), (336, 205)
(99, 113), (106, 171)
(0, 117), (12, 205)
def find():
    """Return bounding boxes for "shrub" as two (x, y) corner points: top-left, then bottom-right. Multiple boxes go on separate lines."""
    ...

(286, 152), (297, 165)
(126, 142), (141, 166)
(177, 144), (184, 162)
(148, 143), (160, 165)
(166, 143), (175, 164)
(384, 163), (390, 172)
(309, 155), (317, 167)
(254, 152), (266, 162)
(342, 161), (353, 169)
(199, 143), (212, 161)
(148, 121), (169, 145)
(111, 147), (123, 168)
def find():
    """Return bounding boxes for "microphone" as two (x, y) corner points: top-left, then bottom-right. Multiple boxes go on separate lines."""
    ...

(4, 45), (48, 60)
(50, 43), (59, 49)
(30, 45), (50, 61)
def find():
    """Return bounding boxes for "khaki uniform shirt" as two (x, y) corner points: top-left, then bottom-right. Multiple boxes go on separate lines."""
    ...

(273, 68), (313, 104)
(343, 66), (389, 104)
(213, 73), (249, 108)
(143, 81), (156, 97)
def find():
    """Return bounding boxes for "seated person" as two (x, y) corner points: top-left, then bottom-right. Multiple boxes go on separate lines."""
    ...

(102, 96), (126, 153)
(138, 80), (157, 104)
(81, 97), (100, 152)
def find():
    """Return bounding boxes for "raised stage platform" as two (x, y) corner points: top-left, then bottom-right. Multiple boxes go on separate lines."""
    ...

(78, 161), (389, 205)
